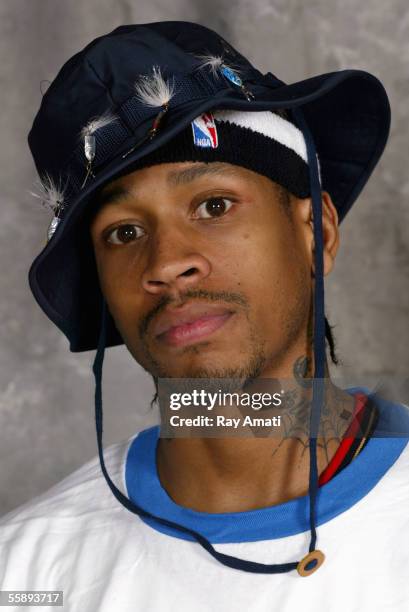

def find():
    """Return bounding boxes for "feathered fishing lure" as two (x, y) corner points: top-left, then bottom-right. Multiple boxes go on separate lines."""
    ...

(29, 172), (67, 242)
(122, 65), (176, 159)
(80, 112), (118, 188)
(193, 53), (255, 101)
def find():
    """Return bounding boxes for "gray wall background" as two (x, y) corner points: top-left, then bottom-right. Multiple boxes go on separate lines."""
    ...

(1, 0), (408, 516)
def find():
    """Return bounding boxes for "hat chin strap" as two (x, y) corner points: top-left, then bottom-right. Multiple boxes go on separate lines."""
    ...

(92, 107), (325, 576)
(292, 107), (326, 557)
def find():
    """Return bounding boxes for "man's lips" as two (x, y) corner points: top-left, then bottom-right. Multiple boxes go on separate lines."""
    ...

(159, 313), (233, 347)
(151, 304), (235, 347)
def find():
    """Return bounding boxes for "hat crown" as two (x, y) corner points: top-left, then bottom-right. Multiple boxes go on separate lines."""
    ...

(28, 21), (266, 182)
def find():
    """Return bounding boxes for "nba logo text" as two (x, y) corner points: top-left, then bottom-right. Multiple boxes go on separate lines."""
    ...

(191, 112), (219, 148)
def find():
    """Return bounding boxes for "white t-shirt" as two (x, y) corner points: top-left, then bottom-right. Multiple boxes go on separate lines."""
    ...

(1, 389), (409, 612)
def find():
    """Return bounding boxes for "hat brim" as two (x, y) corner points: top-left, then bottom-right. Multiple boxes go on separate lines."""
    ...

(28, 68), (390, 352)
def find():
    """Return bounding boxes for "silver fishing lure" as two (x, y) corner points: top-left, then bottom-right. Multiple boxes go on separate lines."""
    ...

(80, 112), (118, 188)
(47, 215), (61, 242)
(29, 172), (67, 243)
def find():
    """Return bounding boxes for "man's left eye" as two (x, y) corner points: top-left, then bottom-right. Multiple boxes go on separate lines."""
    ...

(195, 197), (234, 219)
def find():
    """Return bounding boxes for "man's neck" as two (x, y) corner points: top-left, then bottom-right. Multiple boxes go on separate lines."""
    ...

(155, 360), (356, 513)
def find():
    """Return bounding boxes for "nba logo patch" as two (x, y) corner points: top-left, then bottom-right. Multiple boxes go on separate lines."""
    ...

(191, 112), (219, 148)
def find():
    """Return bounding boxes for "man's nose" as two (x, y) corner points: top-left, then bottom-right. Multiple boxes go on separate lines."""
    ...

(141, 239), (211, 295)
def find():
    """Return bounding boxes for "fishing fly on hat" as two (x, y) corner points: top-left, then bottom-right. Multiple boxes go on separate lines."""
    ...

(27, 21), (391, 577)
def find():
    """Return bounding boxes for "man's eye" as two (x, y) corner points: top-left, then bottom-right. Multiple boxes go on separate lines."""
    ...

(106, 224), (145, 245)
(195, 197), (234, 219)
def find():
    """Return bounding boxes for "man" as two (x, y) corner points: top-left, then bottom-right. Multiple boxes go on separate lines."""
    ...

(1, 21), (408, 611)
(89, 159), (346, 498)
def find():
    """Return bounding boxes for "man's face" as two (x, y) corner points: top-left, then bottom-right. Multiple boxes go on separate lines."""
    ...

(89, 161), (316, 379)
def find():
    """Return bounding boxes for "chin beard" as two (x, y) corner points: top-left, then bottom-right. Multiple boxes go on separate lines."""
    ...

(150, 346), (269, 400)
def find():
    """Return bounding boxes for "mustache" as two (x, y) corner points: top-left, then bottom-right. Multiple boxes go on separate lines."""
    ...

(138, 288), (249, 340)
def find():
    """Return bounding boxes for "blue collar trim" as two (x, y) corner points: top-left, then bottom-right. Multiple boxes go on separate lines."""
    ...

(125, 388), (409, 543)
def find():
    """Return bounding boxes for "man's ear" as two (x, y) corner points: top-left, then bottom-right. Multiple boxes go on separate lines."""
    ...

(311, 191), (340, 276)
(296, 191), (340, 277)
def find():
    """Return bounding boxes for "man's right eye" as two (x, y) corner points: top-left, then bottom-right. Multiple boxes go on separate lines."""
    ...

(105, 224), (145, 245)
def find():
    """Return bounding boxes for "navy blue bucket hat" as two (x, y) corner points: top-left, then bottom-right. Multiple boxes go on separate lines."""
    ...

(27, 21), (391, 576)
(28, 21), (390, 353)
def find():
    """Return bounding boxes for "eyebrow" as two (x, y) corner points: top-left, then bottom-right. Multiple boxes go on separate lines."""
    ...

(95, 163), (240, 211)
(167, 162), (239, 186)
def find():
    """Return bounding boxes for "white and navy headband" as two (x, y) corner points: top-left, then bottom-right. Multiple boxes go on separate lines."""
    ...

(110, 108), (320, 199)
